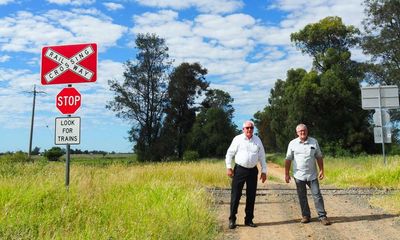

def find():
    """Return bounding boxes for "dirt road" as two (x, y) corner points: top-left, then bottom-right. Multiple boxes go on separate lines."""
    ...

(213, 163), (400, 240)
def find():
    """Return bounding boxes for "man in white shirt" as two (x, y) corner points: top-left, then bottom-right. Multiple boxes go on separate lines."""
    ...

(225, 120), (267, 229)
(285, 123), (331, 226)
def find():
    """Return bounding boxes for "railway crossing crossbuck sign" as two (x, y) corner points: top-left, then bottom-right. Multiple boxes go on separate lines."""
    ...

(41, 43), (97, 85)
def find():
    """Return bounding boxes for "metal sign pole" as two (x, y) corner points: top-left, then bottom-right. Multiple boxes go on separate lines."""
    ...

(65, 83), (72, 189)
(66, 143), (70, 189)
(378, 86), (386, 165)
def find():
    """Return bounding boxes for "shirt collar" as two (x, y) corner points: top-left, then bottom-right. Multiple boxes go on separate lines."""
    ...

(297, 137), (309, 144)
(242, 133), (253, 140)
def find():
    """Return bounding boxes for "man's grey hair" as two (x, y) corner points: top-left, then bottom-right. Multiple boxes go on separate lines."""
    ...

(296, 123), (307, 131)
(243, 120), (255, 128)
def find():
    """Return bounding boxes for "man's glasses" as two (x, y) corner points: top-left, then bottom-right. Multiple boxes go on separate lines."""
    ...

(245, 126), (254, 130)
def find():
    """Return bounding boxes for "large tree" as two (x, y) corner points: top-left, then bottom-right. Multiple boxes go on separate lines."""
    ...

(188, 89), (238, 158)
(361, 0), (400, 86)
(107, 33), (171, 161)
(291, 16), (360, 72)
(159, 62), (209, 159)
(256, 17), (374, 154)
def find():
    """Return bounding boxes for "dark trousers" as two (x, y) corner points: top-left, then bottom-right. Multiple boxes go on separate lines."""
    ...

(229, 165), (258, 222)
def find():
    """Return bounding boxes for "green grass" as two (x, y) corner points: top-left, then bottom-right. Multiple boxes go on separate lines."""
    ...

(2, 153), (400, 239)
(323, 155), (400, 189)
(0, 155), (229, 239)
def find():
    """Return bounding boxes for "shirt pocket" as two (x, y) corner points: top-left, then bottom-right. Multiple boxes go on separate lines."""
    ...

(310, 146), (316, 156)
(249, 143), (259, 153)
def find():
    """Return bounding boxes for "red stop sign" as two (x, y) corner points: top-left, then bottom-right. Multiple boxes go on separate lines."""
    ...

(56, 87), (81, 115)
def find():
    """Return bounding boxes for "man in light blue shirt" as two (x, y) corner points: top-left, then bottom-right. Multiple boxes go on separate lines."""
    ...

(226, 120), (267, 229)
(285, 123), (331, 226)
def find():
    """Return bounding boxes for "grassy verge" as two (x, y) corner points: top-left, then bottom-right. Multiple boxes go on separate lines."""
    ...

(268, 153), (400, 214)
(0, 155), (229, 239)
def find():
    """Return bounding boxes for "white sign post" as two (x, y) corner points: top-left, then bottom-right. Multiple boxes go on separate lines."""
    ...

(55, 117), (81, 145)
(361, 85), (399, 165)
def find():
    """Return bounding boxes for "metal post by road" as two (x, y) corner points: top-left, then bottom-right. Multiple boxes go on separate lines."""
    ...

(378, 86), (386, 165)
(66, 143), (70, 189)
(65, 83), (73, 189)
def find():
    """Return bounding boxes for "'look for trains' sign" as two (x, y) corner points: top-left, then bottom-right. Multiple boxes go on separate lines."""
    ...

(41, 43), (97, 85)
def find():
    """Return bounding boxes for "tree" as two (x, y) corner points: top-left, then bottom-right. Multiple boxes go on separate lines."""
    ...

(188, 89), (238, 157)
(361, 0), (400, 86)
(291, 16), (359, 72)
(107, 33), (171, 161)
(257, 17), (374, 154)
(31, 146), (40, 155)
(159, 62), (209, 159)
(44, 147), (65, 161)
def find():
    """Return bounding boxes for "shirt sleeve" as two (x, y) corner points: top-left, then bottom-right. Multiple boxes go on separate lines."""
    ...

(314, 140), (323, 159)
(225, 136), (238, 169)
(285, 141), (294, 161)
(258, 139), (267, 173)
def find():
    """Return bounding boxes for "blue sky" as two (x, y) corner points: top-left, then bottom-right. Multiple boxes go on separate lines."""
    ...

(0, 0), (366, 153)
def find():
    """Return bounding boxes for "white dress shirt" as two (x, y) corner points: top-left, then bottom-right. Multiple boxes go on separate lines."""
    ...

(225, 133), (267, 173)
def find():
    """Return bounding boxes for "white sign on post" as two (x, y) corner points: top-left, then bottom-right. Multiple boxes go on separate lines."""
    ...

(361, 85), (399, 109)
(374, 127), (392, 143)
(372, 109), (390, 126)
(55, 117), (81, 145)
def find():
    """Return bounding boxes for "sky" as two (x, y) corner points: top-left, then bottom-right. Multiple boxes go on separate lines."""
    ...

(0, 0), (367, 153)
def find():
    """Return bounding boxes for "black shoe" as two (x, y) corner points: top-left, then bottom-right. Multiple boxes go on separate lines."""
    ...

(229, 220), (236, 229)
(245, 221), (257, 227)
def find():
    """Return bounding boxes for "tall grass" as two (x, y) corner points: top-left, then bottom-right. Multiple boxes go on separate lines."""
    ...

(0, 155), (229, 239)
(323, 155), (400, 189)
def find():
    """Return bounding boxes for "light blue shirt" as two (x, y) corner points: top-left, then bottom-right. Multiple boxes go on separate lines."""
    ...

(225, 133), (267, 173)
(285, 136), (323, 181)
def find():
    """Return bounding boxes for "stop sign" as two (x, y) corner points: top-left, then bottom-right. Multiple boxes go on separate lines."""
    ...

(56, 87), (81, 115)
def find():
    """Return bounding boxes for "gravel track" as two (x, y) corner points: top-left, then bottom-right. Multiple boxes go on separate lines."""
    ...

(212, 163), (400, 240)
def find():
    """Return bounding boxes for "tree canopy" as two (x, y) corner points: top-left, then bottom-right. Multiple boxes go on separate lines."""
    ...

(107, 33), (171, 161)
(256, 17), (374, 155)
(188, 89), (238, 158)
(361, 0), (400, 86)
(159, 62), (209, 159)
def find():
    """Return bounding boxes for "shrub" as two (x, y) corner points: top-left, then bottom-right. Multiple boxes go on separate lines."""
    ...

(0, 151), (30, 164)
(44, 147), (65, 161)
(183, 150), (200, 161)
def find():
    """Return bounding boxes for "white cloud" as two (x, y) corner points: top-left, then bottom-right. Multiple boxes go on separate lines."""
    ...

(0, 10), (127, 53)
(134, 0), (244, 14)
(103, 2), (124, 11)
(0, 55), (10, 62)
(0, 0), (14, 5)
(46, 0), (95, 6)
(271, 0), (364, 29)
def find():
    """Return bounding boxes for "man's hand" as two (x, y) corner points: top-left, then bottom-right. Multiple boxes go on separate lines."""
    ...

(285, 174), (291, 183)
(318, 170), (324, 180)
(227, 168), (234, 177)
(260, 173), (267, 183)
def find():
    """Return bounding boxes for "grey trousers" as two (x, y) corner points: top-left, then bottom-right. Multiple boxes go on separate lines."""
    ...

(294, 177), (327, 219)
